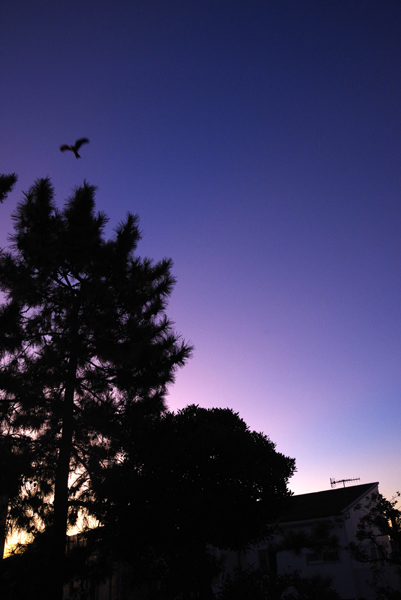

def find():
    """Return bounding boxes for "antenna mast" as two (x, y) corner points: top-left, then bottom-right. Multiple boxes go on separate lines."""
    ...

(330, 477), (360, 488)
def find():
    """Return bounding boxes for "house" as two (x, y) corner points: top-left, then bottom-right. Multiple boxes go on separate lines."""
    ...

(276, 482), (397, 599)
(214, 482), (399, 600)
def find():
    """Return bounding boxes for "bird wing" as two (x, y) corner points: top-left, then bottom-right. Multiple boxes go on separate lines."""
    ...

(60, 144), (73, 152)
(74, 138), (89, 150)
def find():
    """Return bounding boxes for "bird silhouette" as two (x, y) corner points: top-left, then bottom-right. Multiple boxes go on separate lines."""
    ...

(60, 138), (89, 158)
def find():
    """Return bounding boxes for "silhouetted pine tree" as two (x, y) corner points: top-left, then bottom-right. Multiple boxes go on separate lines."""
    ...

(0, 173), (17, 203)
(0, 177), (192, 600)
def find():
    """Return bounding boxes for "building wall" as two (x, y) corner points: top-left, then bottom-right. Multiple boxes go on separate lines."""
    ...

(276, 521), (360, 599)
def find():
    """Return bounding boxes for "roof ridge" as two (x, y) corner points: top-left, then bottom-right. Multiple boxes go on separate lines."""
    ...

(280, 482), (379, 522)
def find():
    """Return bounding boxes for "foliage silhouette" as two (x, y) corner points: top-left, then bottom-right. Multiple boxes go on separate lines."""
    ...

(0, 173), (17, 203)
(218, 566), (341, 600)
(95, 404), (295, 599)
(0, 176), (192, 600)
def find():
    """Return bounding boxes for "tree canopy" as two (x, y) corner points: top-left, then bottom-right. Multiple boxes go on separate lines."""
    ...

(0, 177), (192, 599)
(97, 404), (295, 598)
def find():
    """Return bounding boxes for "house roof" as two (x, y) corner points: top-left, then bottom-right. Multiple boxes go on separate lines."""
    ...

(280, 482), (378, 523)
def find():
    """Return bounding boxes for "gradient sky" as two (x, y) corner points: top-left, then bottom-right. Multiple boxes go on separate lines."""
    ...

(1, 0), (400, 500)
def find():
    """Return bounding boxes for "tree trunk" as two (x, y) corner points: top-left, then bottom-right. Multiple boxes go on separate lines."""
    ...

(48, 348), (78, 600)
(0, 493), (9, 559)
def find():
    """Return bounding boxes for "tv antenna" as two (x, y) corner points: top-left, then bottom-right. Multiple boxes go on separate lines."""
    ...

(330, 477), (360, 488)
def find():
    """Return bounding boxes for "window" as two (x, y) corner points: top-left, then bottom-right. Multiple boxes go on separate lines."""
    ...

(306, 550), (339, 564)
(306, 552), (320, 564)
(369, 543), (386, 566)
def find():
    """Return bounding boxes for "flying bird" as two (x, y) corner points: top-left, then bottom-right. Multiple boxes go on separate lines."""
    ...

(60, 138), (89, 158)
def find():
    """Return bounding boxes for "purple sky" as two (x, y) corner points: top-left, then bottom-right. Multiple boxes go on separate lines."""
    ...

(1, 0), (400, 499)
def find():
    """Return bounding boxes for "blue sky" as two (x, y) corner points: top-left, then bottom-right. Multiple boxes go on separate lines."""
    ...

(1, 0), (400, 499)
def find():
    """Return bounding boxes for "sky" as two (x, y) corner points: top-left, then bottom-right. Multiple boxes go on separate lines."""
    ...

(1, 0), (400, 500)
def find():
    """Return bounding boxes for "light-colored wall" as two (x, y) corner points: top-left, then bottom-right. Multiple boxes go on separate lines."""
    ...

(277, 523), (359, 599)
